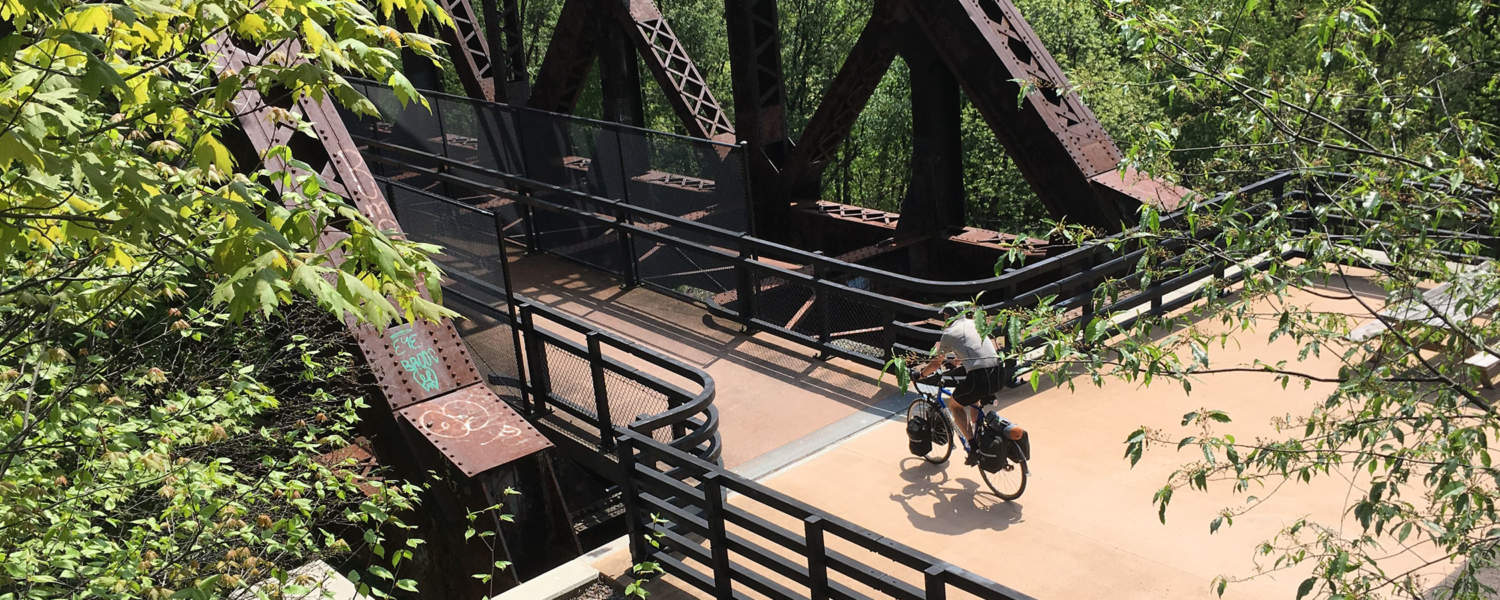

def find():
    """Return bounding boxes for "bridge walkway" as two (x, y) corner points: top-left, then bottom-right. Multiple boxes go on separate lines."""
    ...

(483, 246), (904, 470)
(583, 281), (1480, 599)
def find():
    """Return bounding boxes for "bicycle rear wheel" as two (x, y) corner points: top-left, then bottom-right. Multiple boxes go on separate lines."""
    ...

(906, 399), (952, 464)
(981, 455), (1027, 500)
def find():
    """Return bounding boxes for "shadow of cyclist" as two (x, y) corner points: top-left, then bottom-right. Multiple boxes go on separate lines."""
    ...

(888, 457), (1024, 536)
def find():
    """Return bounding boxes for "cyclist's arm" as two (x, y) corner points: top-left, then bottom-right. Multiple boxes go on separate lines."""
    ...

(917, 339), (955, 379)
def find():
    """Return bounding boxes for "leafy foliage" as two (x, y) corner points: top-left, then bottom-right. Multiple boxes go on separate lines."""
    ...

(0, 0), (455, 325)
(0, 280), (424, 598)
(0, 0), (473, 596)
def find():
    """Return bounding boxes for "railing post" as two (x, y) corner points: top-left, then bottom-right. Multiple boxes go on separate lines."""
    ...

(519, 303), (551, 416)
(587, 332), (616, 452)
(923, 565), (947, 600)
(522, 201), (541, 254)
(494, 211), (532, 408)
(736, 235), (756, 334)
(616, 203), (639, 288)
(701, 473), (733, 599)
(614, 435), (648, 562)
(804, 516), (828, 600)
(814, 262), (831, 360)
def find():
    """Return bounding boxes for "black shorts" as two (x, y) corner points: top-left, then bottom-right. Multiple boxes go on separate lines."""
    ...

(951, 366), (1002, 406)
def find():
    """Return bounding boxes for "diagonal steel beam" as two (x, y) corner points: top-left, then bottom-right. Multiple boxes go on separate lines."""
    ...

(529, 0), (600, 113)
(613, 0), (735, 143)
(780, 0), (903, 199)
(907, 0), (1127, 228)
(432, 0), (499, 101)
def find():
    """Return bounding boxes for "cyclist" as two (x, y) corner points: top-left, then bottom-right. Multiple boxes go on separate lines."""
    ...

(913, 301), (1003, 465)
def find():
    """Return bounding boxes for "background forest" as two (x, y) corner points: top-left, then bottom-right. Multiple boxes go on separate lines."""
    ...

(489, 0), (1499, 236)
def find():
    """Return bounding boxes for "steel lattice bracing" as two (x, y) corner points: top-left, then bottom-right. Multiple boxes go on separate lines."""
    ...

(432, 0), (499, 101)
(780, 0), (903, 199)
(618, 0), (736, 143)
(907, 0), (1133, 228)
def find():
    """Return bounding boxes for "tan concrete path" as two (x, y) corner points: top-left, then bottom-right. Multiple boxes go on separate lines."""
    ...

(595, 281), (1476, 599)
(508, 251), (901, 470)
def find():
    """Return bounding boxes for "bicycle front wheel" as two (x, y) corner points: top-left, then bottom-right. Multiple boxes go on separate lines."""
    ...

(906, 399), (952, 464)
(981, 454), (1027, 500)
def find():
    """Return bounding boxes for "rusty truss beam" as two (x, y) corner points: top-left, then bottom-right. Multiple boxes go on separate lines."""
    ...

(529, 0), (598, 113)
(907, 0), (1127, 228)
(781, 0), (902, 198)
(212, 37), (548, 477)
(482, 0), (530, 102)
(432, 0), (499, 101)
(615, 0), (735, 143)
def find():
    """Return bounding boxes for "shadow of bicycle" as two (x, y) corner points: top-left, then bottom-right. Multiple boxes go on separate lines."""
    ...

(888, 457), (1024, 536)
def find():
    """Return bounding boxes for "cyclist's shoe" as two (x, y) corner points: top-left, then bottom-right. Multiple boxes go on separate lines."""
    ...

(963, 446), (980, 466)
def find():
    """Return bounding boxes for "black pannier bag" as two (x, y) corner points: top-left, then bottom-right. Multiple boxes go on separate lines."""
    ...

(977, 416), (1008, 472)
(907, 408), (933, 456)
(1010, 430), (1031, 463)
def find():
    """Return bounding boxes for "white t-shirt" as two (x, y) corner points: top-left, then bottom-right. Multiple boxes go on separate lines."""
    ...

(937, 317), (999, 370)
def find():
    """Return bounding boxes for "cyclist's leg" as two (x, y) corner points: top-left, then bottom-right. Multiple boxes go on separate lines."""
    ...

(948, 373), (983, 443)
(944, 395), (976, 442)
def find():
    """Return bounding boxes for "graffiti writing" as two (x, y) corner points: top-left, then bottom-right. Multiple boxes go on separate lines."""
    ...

(390, 324), (443, 393)
(416, 398), (524, 446)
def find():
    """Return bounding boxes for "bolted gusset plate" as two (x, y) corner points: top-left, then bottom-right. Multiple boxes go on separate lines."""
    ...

(352, 317), (483, 410)
(397, 384), (552, 477)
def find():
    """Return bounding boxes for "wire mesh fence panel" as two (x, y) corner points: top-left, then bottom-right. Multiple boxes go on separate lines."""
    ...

(540, 340), (600, 420)
(445, 301), (523, 395)
(628, 129), (750, 234)
(382, 183), (509, 293)
(601, 369), (674, 444)
(636, 241), (737, 304)
(821, 291), (894, 361)
(751, 273), (818, 335)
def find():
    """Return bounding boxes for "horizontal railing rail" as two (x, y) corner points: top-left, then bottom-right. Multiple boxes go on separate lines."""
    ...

(613, 427), (1036, 600)
(363, 139), (1298, 372)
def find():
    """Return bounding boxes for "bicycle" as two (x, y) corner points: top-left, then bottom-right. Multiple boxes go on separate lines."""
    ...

(904, 370), (1030, 500)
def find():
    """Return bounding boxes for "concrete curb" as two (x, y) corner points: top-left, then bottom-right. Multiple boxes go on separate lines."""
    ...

(495, 536), (629, 600)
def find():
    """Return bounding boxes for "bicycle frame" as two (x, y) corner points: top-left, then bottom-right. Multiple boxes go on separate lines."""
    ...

(914, 380), (984, 449)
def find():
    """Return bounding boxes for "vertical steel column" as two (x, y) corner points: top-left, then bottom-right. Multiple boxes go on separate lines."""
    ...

(735, 235), (756, 332)
(494, 210), (531, 407)
(519, 302), (551, 415)
(804, 516), (829, 600)
(725, 0), (790, 230)
(897, 37), (964, 241)
(923, 565), (947, 600)
(701, 473), (733, 598)
(614, 435), (648, 562)
(586, 332), (616, 451)
(616, 204), (639, 288)
(599, 23), (646, 127)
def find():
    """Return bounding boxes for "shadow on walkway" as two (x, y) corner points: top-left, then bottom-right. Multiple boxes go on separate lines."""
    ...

(888, 457), (1025, 536)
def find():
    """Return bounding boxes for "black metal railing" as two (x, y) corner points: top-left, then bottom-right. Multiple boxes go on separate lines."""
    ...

(613, 427), (1035, 600)
(376, 173), (1031, 600)
(361, 128), (1300, 370)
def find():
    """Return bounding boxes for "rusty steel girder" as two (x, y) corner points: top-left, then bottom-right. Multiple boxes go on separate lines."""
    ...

(780, 0), (903, 198)
(528, 0), (735, 144)
(482, 0), (530, 102)
(725, 0), (789, 153)
(529, 0), (600, 113)
(615, 0), (735, 143)
(907, 0), (1128, 228)
(431, 0), (499, 101)
(213, 37), (549, 476)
